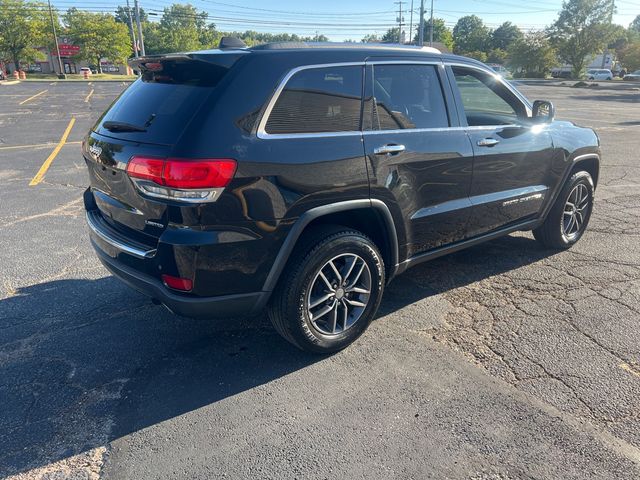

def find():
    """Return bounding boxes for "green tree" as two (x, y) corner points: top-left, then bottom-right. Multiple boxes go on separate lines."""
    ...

(491, 22), (523, 50)
(631, 15), (640, 34)
(155, 4), (214, 52)
(114, 5), (147, 25)
(465, 51), (488, 62)
(452, 15), (490, 55)
(619, 42), (640, 71)
(381, 27), (401, 43)
(141, 21), (163, 54)
(64, 9), (131, 72)
(361, 33), (382, 43)
(548, 0), (617, 78)
(487, 48), (508, 64)
(0, 0), (52, 71)
(508, 32), (557, 78)
(413, 18), (454, 51)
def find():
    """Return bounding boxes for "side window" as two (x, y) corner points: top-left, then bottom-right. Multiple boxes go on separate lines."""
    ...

(372, 64), (449, 130)
(265, 66), (363, 134)
(452, 66), (525, 126)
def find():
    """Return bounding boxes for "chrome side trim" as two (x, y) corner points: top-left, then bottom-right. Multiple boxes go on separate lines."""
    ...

(361, 124), (522, 135)
(256, 59), (533, 140)
(86, 211), (157, 259)
(256, 62), (366, 140)
(410, 185), (548, 220)
(469, 185), (548, 207)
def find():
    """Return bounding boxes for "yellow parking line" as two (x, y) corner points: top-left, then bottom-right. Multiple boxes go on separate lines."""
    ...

(84, 89), (94, 103)
(620, 363), (640, 378)
(0, 141), (81, 151)
(29, 117), (76, 186)
(19, 89), (48, 105)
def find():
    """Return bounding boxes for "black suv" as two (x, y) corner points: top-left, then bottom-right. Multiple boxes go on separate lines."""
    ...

(83, 41), (600, 353)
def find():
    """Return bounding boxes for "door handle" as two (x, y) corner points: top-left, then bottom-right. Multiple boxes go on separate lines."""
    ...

(374, 144), (406, 155)
(477, 138), (500, 147)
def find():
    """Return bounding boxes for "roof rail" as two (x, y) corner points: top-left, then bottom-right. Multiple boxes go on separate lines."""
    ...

(250, 41), (441, 53)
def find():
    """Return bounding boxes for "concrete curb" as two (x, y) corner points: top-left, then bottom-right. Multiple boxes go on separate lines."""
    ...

(0, 80), (21, 85)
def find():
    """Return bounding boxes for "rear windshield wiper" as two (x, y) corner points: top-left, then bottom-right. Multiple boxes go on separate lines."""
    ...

(103, 121), (147, 133)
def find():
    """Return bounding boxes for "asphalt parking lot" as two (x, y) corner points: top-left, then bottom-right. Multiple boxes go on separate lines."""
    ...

(1, 79), (639, 479)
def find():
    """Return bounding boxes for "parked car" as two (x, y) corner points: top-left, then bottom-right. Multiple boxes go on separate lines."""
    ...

(551, 68), (572, 78)
(623, 70), (640, 81)
(79, 67), (92, 76)
(83, 41), (600, 353)
(488, 64), (511, 78)
(586, 69), (613, 80)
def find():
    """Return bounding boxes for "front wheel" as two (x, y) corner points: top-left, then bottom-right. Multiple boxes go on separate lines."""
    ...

(268, 227), (385, 353)
(533, 171), (594, 249)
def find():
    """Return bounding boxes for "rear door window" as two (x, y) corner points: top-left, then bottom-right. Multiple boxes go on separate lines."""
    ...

(95, 60), (229, 145)
(371, 64), (449, 130)
(264, 65), (363, 134)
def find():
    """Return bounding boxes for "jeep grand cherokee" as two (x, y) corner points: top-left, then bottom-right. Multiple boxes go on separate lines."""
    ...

(83, 40), (600, 353)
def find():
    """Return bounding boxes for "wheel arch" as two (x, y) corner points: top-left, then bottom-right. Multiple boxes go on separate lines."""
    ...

(570, 153), (600, 188)
(261, 200), (399, 295)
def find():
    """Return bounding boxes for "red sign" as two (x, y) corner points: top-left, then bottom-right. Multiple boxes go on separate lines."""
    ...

(54, 44), (80, 57)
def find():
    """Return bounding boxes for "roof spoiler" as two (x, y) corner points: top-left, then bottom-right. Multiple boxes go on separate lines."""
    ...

(129, 49), (247, 71)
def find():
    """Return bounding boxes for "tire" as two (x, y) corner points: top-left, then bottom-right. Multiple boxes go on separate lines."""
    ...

(533, 171), (594, 249)
(268, 225), (385, 354)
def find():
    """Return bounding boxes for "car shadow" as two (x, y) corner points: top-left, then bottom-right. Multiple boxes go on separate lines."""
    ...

(0, 233), (557, 477)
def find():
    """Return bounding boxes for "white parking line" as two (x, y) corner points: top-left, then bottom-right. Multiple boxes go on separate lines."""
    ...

(84, 89), (94, 103)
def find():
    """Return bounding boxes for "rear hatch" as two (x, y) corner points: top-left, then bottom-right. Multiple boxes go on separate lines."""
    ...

(84, 51), (246, 242)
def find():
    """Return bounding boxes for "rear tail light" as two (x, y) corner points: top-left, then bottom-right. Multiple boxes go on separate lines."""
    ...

(161, 274), (193, 292)
(126, 157), (236, 203)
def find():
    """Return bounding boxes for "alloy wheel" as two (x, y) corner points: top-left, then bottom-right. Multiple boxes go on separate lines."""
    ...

(562, 183), (590, 240)
(306, 253), (372, 336)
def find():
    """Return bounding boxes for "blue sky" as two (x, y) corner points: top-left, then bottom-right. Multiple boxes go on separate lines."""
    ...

(54, 0), (639, 41)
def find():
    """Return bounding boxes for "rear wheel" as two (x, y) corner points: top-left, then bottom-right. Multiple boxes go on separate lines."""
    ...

(268, 226), (385, 353)
(533, 171), (594, 249)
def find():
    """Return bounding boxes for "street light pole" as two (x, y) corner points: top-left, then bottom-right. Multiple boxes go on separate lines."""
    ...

(134, 0), (146, 56)
(429, 0), (434, 47)
(418, 0), (425, 46)
(409, 0), (414, 45)
(126, 0), (139, 59)
(48, 0), (65, 78)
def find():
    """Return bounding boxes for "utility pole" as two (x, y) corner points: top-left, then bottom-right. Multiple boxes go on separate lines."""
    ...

(418, 0), (425, 46)
(395, 1), (404, 44)
(48, 0), (65, 78)
(601, 0), (615, 69)
(409, 0), (414, 45)
(134, 0), (146, 56)
(126, 0), (139, 59)
(429, 0), (434, 46)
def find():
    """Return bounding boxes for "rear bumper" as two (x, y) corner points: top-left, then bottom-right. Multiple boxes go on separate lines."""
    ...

(94, 242), (267, 318)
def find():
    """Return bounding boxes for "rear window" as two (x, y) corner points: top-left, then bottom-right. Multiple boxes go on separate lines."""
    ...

(95, 60), (228, 145)
(265, 65), (363, 134)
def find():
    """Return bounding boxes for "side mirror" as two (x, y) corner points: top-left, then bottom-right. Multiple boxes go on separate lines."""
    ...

(532, 100), (555, 123)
